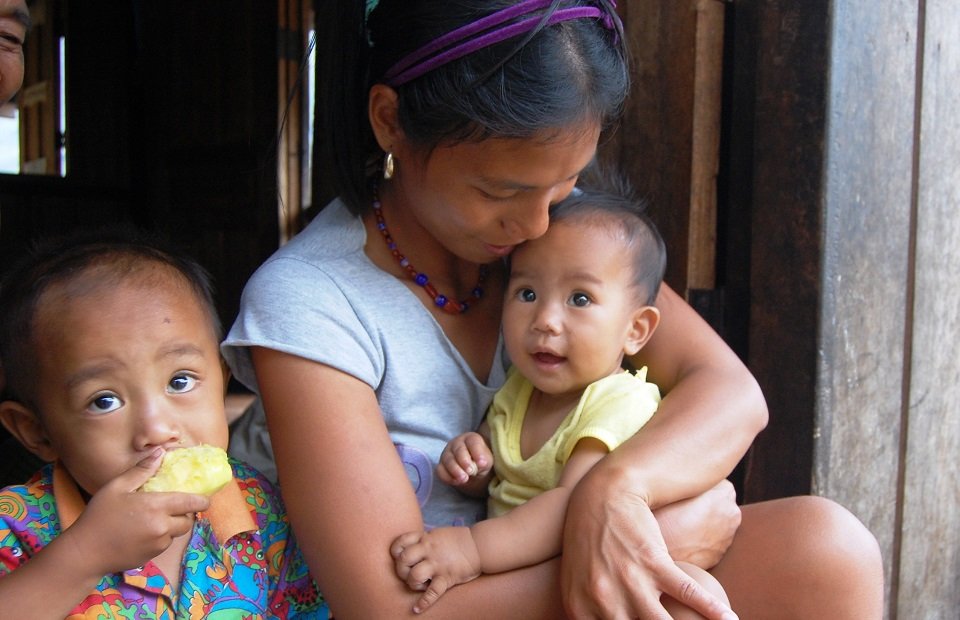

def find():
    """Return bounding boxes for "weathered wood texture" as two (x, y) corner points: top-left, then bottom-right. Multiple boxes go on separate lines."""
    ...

(618, 1), (959, 616)
(738, 0), (829, 503)
(605, 0), (697, 293)
(895, 1), (960, 616)
(814, 3), (919, 616)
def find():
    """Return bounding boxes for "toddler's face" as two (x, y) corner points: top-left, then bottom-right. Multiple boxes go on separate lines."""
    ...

(503, 218), (646, 398)
(30, 271), (228, 495)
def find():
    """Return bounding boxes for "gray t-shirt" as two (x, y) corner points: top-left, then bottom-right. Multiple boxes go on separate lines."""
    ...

(222, 198), (507, 527)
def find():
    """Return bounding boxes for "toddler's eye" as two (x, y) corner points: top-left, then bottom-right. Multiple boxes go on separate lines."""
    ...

(168, 374), (197, 394)
(516, 288), (537, 302)
(570, 293), (591, 307)
(88, 393), (122, 415)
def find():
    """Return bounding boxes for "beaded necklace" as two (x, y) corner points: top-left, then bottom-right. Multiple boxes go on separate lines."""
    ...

(372, 187), (487, 315)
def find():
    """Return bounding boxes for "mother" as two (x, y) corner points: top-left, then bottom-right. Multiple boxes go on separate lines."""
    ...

(223, 1), (883, 617)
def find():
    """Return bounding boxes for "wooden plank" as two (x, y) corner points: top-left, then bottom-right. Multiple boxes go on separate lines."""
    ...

(897, 1), (960, 616)
(686, 0), (724, 290)
(740, 0), (831, 502)
(812, 1), (920, 615)
(607, 0), (697, 293)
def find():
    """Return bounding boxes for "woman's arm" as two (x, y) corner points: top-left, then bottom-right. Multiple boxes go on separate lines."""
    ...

(251, 347), (566, 619)
(561, 284), (765, 618)
(620, 283), (767, 507)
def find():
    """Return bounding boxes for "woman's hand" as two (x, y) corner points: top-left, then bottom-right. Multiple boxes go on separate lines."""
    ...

(561, 468), (738, 620)
(656, 480), (741, 569)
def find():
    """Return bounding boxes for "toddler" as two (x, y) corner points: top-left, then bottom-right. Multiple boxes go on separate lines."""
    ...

(0, 230), (328, 618)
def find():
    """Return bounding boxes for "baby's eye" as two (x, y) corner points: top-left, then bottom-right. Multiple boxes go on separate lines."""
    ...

(570, 292), (591, 307)
(167, 373), (198, 394)
(516, 288), (537, 303)
(87, 393), (122, 415)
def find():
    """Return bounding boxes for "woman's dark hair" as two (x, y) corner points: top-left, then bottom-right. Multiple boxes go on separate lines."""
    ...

(317, 0), (629, 214)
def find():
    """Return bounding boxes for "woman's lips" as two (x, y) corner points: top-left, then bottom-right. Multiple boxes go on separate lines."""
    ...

(483, 243), (516, 257)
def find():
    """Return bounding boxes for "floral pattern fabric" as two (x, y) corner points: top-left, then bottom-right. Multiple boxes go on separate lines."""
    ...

(0, 459), (328, 619)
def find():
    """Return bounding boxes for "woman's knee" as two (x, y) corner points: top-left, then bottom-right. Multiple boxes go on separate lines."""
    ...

(788, 495), (882, 571)
(717, 496), (884, 618)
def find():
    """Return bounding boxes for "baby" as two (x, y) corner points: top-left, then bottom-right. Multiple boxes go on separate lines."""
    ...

(391, 178), (731, 618)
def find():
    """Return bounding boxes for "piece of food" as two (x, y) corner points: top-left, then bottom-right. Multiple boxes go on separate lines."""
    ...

(141, 444), (232, 496)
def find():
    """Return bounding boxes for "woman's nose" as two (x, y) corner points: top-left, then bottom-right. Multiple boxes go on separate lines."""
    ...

(504, 195), (551, 241)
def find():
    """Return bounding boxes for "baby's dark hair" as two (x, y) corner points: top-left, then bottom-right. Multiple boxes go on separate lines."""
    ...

(320, 0), (628, 213)
(549, 169), (667, 305)
(0, 227), (220, 406)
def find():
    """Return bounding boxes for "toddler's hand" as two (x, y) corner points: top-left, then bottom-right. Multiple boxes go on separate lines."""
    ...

(63, 448), (211, 577)
(390, 527), (482, 614)
(437, 432), (493, 487)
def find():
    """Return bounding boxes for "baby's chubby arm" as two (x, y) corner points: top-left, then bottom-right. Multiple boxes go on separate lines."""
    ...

(390, 438), (609, 614)
(436, 427), (494, 498)
(0, 449), (209, 619)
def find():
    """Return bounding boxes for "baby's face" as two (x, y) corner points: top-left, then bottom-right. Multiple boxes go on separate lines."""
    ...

(503, 218), (643, 397)
(30, 270), (227, 495)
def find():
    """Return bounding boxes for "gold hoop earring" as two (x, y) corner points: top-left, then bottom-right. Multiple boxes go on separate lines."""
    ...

(383, 152), (395, 180)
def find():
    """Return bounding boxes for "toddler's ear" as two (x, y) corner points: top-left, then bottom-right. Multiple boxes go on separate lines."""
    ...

(623, 305), (661, 357)
(0, 401), (58, 462)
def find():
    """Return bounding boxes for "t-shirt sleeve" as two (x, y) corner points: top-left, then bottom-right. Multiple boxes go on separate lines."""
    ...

(222, 256), (384, 393)
(559, 369), (661, 463)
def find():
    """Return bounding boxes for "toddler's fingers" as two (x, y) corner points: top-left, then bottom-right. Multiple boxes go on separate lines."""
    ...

(438, 450), (471, 484)
(407, 560), (437, 590)
(451, 443), (479, 478)
(463, 434), (491, 471)
(390, 531), (422, 560)
(112, 448), (166, 492)
(413, 576), (451, 614)
(159, 491), (211, 517)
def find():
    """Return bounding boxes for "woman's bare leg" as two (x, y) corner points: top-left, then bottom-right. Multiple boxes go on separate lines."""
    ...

(711, 496), (884, 619)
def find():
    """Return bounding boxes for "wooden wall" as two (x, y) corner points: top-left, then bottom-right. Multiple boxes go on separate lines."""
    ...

(0, 0), (279, 331)
(612, 1), (959, 617)
(817, 1), (960, 616)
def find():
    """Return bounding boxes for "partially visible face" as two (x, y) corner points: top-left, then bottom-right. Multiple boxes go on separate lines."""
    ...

(393, 122), (601, 264)
(0, 0), (29, 106)
(30, 267), (227, 496)
(503, 218), (642, 398)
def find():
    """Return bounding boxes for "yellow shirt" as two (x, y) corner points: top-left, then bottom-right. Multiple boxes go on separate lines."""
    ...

(486, 367), (660, 517)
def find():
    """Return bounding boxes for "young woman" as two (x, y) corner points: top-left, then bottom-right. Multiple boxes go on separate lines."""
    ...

(223, 1), (883, 617)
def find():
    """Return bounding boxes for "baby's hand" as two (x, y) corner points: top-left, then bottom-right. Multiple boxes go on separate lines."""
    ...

(63, 448), (210, 577)
(437, 431), (493, 487)
(390, 527), (482, 614)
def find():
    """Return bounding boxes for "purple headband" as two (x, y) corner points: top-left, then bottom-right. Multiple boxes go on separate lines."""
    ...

(382, 0), (620, 87)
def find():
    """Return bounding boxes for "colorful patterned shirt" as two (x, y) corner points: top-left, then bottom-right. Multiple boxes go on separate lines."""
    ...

(0, 459), (329, 619)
